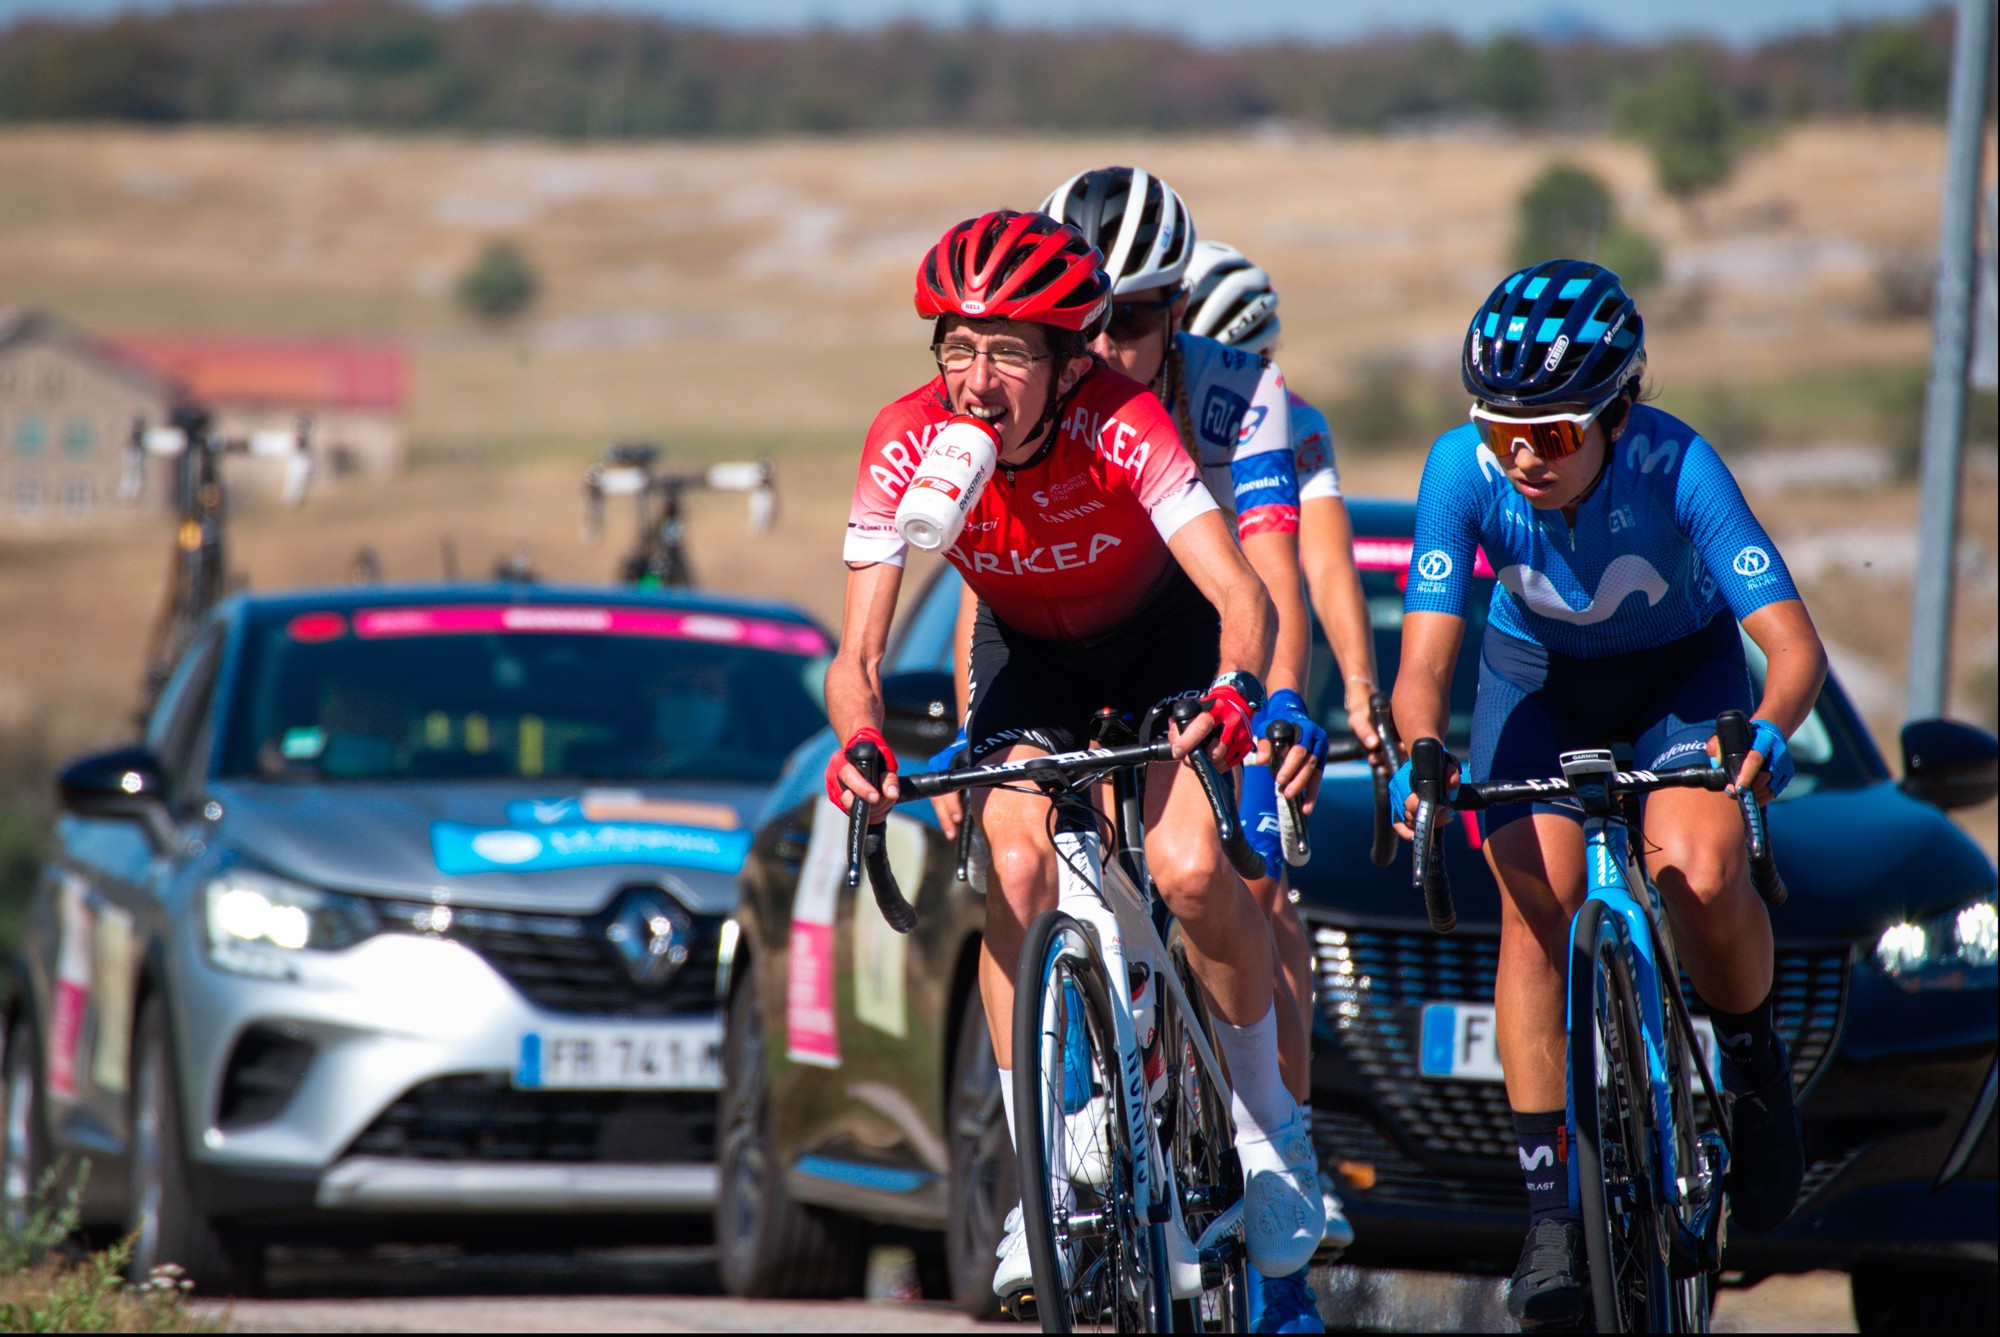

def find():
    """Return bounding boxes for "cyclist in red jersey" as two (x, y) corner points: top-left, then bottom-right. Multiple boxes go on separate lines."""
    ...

(826, 211), (1326, 1303)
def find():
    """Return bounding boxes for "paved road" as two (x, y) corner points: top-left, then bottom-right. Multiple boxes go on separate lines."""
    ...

(201, 1248), (1858, 1332)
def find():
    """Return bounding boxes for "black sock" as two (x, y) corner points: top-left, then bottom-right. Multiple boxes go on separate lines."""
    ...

(1513, 1108), (1574, 1226)
(1710, 992), (1785, 1096)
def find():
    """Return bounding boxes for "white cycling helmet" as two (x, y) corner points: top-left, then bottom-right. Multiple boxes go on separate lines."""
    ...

(1040, 166), (1196, 296)
(1182, 240), (1281, 355)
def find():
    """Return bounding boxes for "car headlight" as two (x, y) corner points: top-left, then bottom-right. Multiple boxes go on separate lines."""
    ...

(203, 868), (378, 979)
(1871, 890), (2000, 984)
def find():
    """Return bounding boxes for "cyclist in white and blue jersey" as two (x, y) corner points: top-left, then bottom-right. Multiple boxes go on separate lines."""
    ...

(1042, 167), (1328, 1335)
(1389, 260), (1826, 1330)
(1183, 238), (1384, 1272)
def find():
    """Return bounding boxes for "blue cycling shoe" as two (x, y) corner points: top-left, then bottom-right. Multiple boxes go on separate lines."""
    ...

(1247, 1265), (1325, 1334)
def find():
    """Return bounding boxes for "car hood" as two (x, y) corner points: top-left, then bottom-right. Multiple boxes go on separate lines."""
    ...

(206, 778), (772, 916)
(1293, 769), (1995, 943)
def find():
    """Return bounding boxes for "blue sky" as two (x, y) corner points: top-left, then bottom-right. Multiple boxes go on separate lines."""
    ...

(0, 0), (1948, 46)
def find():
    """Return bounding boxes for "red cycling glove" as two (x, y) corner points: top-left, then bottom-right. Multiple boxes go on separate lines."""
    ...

(1201, 686), (1256, 771)
(825, 727), (899, 812)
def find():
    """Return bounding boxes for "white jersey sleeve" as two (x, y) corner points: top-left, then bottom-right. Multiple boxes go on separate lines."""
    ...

(1289, 392), (1342, 502)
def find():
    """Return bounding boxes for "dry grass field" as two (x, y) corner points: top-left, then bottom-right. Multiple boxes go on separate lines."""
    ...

(0, 123), (1993, 859)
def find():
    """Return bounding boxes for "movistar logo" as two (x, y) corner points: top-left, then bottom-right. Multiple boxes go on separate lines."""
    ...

(1499, 556), (1670, 626)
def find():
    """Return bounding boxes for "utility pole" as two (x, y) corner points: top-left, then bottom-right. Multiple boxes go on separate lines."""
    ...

(1906, 0), (1995, 722)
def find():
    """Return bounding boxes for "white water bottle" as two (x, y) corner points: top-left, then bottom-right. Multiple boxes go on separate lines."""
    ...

(893, 415), (1000, 552)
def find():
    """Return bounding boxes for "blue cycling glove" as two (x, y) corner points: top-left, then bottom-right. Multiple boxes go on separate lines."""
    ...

(1389, 750), (1460, 822)
(1254, 688), (1328, 766)
(1749, 719), (1795, 797)
(928, 725), (968, 774)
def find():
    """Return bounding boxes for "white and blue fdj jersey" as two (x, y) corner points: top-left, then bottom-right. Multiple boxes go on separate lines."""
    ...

(1169, 332), (1300, 539)
(1405, 404), (1799, 658)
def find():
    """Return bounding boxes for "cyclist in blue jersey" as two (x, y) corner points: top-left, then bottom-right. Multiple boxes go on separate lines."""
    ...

(1389, 260), (1826, 1330)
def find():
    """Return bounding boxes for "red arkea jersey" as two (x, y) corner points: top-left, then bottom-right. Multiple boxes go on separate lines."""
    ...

(845, 367), (1218, 642)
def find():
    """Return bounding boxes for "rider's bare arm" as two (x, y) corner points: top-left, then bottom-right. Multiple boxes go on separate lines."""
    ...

(825, 560), (905, 817)
(1390, 609), (1465, 835)
(1730, 598), (1828, 798)
(1300, 495), (1381, 750)
(1240, 528), (1309, 700)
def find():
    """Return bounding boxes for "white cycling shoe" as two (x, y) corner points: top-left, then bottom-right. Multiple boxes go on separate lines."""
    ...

(1316, 1173), (1355, 1258)
(994, 1203), (1034, 1302)
(1237, 1106), (1326, 1279)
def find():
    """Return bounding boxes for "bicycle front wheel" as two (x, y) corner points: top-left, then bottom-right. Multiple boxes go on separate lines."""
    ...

(1014, 909), (1169, 1334)
(1570, 899), (1677, 1333)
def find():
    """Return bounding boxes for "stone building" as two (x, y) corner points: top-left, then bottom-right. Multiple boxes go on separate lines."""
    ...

(0, 307), (169, 527)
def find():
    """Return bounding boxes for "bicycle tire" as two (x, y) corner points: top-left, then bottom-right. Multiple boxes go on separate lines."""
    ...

(1657, 979), (1719, 1332)
(1014, 909), (1170, 1334)
(1570, 899), (1678, 1333)
(1162, 923), (1251, 1333)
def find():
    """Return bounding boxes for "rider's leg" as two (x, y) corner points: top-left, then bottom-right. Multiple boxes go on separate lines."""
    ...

(1247, 873), (1312, 1103)
(1642, 787), (1771, 1014)
(1240, 757), (1313, 1103)
(972, 742), (1060, 1075)
(1488, 813), (1589, 1118)
(1147, 757), (1323, 1279)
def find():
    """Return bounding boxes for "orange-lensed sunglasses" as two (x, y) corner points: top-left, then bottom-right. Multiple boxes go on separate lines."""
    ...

(1469, 398), (1614, 461)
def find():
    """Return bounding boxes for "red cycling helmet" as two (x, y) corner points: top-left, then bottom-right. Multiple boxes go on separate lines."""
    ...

(916, 211), (1112, 337)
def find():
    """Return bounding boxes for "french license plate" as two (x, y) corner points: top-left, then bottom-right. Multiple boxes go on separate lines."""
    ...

(515, 1020), (723, 1091)
(1418, 1003), (1721, 1086)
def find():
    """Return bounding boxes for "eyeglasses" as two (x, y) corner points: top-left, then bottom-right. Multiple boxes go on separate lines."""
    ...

(934, 342), (1051, 377)
(1104, 293), (1178, 341)
(1469, 398), (1614, 462)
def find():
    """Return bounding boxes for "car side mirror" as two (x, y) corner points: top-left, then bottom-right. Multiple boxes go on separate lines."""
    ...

(56, 746), (177, 845)
(880, 670), (958, 762)
(1899, 719), (1999, 812)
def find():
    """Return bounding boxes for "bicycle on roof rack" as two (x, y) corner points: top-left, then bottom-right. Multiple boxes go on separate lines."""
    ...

(581, 442), (775, 590)
(1406, 710), (1788, 1333)
(125, 403), (313, 714)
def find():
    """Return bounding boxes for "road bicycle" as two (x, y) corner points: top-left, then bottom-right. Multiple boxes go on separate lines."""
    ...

(581, 441), (775, 589)
(847, 698), (1290, 1332)
(124, 404), (313, 713)
(1406, 710), (1787, 1332)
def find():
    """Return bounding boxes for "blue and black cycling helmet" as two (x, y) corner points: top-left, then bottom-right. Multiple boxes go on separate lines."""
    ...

(1463, 259), (1643, 409)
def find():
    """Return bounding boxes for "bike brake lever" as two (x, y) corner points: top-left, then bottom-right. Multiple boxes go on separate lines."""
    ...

(842, 741), (917, 933)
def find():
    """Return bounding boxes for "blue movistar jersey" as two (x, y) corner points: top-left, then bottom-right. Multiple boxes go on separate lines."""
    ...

(1405, 404), (1799, 658)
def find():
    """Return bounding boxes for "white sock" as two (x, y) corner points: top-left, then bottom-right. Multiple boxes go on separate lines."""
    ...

(998, 1066), (1017, 1152)
(1215, 1004), (1296, 1144)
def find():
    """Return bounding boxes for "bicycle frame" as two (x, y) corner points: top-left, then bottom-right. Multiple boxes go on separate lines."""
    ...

(1566, 814), (1689, 1216)
(1045, 818), (1244, 1266)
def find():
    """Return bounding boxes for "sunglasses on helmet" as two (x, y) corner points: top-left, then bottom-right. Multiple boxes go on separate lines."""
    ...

(1469, 397), (1617, 462)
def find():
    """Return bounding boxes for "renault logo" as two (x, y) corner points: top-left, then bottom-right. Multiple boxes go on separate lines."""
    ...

(603, 888), (690, 987)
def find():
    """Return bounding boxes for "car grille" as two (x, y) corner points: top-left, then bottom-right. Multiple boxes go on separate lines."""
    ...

(346, 1073), (716, 1164)
(377, 890), (723, 1017)
(1309, 921), (1850, 1175)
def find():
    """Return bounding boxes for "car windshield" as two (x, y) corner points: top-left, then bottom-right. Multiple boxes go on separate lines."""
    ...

(220, 603), (830, 785)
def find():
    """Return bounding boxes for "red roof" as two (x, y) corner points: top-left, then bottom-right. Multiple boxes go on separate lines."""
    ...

(105, 336), (405, 411)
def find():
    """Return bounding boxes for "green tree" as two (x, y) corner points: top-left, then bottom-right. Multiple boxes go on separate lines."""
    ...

(1849, 25), (1947, 115)
(1617, 53), (1736, 201)
(1513, 162), (1664, 289)
(455, 239), (539, 325)
(1468, 33), (1547, 123)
